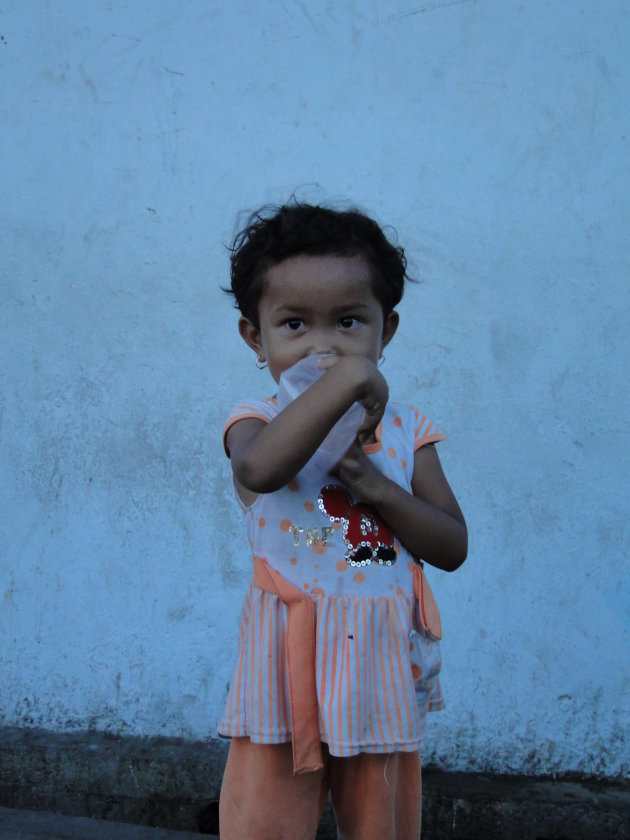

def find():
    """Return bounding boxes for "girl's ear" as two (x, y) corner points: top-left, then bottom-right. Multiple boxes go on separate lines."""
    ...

(381, 310), (399, 350)
(238, 317), (264, 360)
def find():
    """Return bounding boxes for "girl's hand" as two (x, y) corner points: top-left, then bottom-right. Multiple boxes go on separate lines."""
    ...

(356, 367), (389, 442)
(321, 355), (389, 441)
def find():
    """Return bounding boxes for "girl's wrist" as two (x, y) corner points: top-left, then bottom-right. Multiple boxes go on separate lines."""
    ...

(358, 469), (392, 507)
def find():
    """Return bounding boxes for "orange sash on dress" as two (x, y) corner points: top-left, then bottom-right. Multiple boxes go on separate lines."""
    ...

(253, 555), (324, 775)
(413, 563), (442, 640)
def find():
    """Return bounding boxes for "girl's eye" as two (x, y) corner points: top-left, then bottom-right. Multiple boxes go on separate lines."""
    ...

(286, 318), (304, 331)
(339, 316), (358, 329)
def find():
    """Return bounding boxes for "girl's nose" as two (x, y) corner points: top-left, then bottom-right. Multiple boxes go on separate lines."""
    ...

(309, 344), (338, 359)
(309, 331), (336, 357)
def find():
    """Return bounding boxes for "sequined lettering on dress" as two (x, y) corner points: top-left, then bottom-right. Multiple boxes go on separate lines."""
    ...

(318, 484), (397, 566)
(289, 525), (304, 546)
(306, 527), (327, 546)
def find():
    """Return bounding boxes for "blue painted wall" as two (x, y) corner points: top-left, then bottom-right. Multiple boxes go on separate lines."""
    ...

(1, 1), (628, 777)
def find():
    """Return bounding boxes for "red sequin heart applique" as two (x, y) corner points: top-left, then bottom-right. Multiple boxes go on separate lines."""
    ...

(318, 484), (397, 567)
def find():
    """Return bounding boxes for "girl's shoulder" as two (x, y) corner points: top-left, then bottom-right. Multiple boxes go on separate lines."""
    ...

(222, 395), (278, 454)
(226, 395), (279, 422)
(385, 400), (447, 449)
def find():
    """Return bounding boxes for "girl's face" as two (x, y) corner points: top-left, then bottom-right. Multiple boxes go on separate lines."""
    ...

(239, 254), (399, 384)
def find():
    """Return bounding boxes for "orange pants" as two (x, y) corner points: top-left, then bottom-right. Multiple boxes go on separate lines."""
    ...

(219, 738), (422, 840)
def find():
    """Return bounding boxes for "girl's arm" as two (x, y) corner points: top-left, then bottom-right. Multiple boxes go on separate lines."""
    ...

(226, 355), (388, 495)
(333, 442), (467, 572)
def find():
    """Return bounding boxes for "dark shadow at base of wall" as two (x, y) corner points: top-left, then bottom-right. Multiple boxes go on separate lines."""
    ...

(1, 727), (628, 840)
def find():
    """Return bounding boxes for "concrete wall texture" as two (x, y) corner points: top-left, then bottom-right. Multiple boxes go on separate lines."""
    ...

(1, 0), (628, 780)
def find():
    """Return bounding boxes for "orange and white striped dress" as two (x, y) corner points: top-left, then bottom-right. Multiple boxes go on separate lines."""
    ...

(218, 399), (445, 757)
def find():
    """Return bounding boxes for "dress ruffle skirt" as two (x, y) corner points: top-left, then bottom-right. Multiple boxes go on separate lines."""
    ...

(218, 583), (443, 757)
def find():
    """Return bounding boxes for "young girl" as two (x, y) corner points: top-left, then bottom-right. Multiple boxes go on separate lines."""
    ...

(218, 202), (467, 840)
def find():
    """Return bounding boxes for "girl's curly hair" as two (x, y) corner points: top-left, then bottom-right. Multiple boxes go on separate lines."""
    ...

(225, 201), (410, 328)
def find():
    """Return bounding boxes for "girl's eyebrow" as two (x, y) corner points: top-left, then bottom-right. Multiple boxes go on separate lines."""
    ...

(269, 304), (308, 317)
(334, 302), (371, 312)
(272, 301), (372, 315)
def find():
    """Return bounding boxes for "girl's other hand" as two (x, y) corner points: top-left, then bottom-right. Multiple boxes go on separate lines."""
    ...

(332, 440), (387, 505)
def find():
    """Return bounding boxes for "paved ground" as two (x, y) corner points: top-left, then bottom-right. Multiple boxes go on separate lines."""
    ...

(2, 729), (629, 839)
(0, 808), (217, 840)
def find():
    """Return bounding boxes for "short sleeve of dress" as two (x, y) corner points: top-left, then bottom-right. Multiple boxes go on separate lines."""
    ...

(410, 405), (447, 451)
(223, 397), (279, 456)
